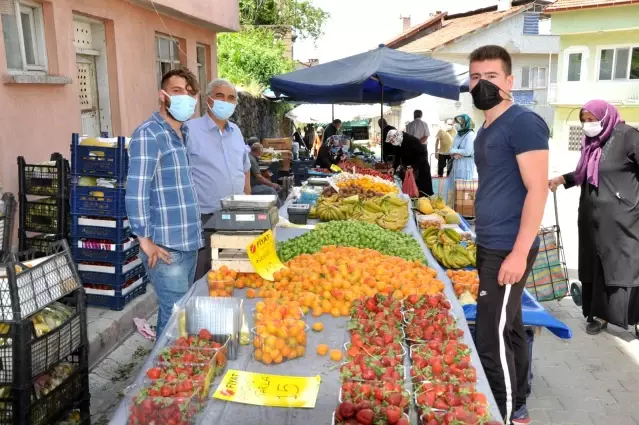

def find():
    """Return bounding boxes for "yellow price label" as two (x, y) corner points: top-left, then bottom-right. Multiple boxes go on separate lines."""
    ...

(330, 164), (342, 173)
(213, 370), (321, 408)
(246, 229), (287, 281)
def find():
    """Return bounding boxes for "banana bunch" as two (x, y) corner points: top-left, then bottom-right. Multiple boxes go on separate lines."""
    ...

(423, 228), (476, 269)
(316, 202), (348, 221)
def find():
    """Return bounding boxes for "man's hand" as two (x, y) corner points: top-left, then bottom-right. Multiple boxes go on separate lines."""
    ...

(244, 185), (251, 195)
(435, 152), (440, 160)
(388, 168), (395, 176)
(498, 250), (528, 285)
(453, 154), (462, 160)
(548, 176), (565, 192)
(138, 237), (171, 268)
(271, 183), (281, 191)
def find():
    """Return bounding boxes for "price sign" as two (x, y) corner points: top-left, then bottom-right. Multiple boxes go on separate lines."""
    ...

(246, 229), (287, 281)
(213, 370), (321, 408)
(330, 164), (342, 173)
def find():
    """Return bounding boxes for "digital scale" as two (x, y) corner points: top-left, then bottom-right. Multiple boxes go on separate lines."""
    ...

(203, 195), (280, 273)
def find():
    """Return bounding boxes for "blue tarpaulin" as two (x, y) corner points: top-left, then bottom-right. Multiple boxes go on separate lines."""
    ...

(270, 46), (470, 103)
(464, 290), (573, 339)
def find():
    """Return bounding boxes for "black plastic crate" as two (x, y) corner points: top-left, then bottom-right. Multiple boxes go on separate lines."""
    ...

(292, 159), (315, 174)
(0, 289), (87, 385)
(53, 398), (90, 425)
(71, 133), (128, 181)
(70, 215), (131, 243)
(0, 194), (16, 258)
(0, 239), (82, 322)
(17, 232), (66, 258)
(17, 155), (69, 198)
(77, 256), (144, 287)
(71, 238), (139, 264)
(70, 184), (126, 218)
(0, 354), (88, 425)
(19, 196), (69, 235)
(87, 279), (147, 311)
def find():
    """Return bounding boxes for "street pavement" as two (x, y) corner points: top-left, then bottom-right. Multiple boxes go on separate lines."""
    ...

(89, 147), (639, 424)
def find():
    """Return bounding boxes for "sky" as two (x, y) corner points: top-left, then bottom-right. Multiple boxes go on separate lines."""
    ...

(293, 0), (502, 63)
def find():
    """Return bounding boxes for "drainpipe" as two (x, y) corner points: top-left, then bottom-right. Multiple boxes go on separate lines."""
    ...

(548, 52), (552, 105)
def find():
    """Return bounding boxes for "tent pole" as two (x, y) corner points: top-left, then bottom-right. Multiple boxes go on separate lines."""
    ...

(332, 104), (335, 121)
(380, 82), (385, 161)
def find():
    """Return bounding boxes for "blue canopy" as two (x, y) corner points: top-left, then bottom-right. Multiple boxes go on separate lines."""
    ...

(270, 46), (470, 103)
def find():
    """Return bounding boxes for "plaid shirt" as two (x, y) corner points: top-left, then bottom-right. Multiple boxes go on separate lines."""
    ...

(125, 112), (203, 252)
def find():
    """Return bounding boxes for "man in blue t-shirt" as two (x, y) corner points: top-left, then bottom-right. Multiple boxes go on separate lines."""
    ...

(469, 45), (549, 425)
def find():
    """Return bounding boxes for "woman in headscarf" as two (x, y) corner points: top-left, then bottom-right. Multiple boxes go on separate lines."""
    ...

(446, 114), (477, 205)
(316, 135), (345, 169)
(313, 127), (324, 158)
(386, 129), (433, 196)
(549, 100), (639, 337)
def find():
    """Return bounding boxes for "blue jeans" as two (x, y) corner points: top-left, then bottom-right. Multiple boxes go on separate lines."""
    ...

(140, 248), (197, 337)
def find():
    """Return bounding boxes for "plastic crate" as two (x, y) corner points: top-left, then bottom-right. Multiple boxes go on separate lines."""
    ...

(468, 324), (534, 397)
(0, 354), (88, 425)
(0, 240), (81, 322)
(293, 170), (309, 186)
(86, 279), (147, 311)
(70, 184), (126, 217)
(19, 196), (69, 234)
(17, 232), (66, 258)
(292, 159), (315, 174)
(70, 133), (128, 181)
(71, 238), (139, 264)
(70, 215), (131, 243)
(76, 255), (144, 286)
(0, 289), (87, 385)
(0, 194), (16, 257)
(17, 155), (69, 198)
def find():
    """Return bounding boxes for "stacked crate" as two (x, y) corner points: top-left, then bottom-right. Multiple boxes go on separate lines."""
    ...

(0, 193), (16, 261)
(0, 240), (90, 425)
(69, 133), (148, 310)
(292, 159), (316, 186)
(17, 154), (70, 257)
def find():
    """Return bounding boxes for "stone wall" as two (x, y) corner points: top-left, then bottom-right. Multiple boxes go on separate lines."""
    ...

(231, 91), (293, 140)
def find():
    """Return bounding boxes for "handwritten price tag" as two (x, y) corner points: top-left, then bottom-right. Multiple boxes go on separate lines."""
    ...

(246, 229), (287, 281)
(330, 164), (342, 173)
(213, 370), (321, 408)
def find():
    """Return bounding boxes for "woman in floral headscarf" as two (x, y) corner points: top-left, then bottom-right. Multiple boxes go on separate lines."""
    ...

(316, 135), (344, 169)
(386, 129), (433, 196)
(549, 100), (639, 337)
(446, 114), (477, 205)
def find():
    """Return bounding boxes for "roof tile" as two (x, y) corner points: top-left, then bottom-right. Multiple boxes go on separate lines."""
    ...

(545, 0), (639, 12)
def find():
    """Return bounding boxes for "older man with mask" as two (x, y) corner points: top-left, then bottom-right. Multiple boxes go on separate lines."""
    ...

(186, 78), (251, 280)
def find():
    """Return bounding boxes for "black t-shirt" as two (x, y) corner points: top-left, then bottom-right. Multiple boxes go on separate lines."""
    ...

(474, 105), (549, 250)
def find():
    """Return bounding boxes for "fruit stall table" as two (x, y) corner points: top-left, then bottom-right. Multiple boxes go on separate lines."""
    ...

(108, 200), (505, 425)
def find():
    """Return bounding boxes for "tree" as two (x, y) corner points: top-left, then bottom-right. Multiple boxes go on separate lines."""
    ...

(239, 0), (329, 41)
(217, 28), (295, 90)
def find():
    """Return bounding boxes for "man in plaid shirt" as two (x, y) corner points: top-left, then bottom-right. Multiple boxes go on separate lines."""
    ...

(125, 68), (203, 337)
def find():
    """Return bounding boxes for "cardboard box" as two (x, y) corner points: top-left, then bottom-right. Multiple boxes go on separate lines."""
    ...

(262, 137), (292, 150)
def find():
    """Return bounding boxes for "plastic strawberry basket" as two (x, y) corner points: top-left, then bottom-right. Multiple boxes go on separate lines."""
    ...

(70, 184), (126, 218)
(70, 133), (128, 180)
(0, 354), (88, 425)
(0, 289), (87, 386)
(85, 278), (147, 311)
(70, 215), (131, 243)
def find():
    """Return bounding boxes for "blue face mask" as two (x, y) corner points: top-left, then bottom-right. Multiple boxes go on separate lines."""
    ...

(210, 99), (236, 120)
(330, 147), (339, 154)
(163, 91), (197, 122)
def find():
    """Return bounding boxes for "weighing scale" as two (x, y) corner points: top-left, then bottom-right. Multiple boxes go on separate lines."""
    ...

(203, 195), (280, 273)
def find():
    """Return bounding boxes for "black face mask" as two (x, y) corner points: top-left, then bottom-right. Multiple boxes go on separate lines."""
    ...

(471, 79), (505, 111)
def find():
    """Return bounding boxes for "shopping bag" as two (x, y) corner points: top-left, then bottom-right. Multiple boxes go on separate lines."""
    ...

(525, 227), (569, 301)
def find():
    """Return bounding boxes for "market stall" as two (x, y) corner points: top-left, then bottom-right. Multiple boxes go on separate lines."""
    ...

(109, 179), (505, 425)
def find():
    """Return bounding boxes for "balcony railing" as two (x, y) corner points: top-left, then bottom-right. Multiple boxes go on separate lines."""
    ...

(548, 81), (639, 105)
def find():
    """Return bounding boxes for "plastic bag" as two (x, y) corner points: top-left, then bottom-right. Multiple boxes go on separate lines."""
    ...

(402, 167), (419, 198)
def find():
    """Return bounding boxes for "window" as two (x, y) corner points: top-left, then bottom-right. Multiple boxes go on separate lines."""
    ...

(155, 34), (181, 87)
(520, 66), (547, 89)
(598, 46), (639, 81)
(1, 0), (47, 72)
(567, 53), (582, 82)
(196, 43), (208, 115)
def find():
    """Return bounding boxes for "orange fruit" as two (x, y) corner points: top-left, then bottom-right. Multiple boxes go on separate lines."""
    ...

(254, 349), (263, 361)
(329, 349), (343, 362)
(316, 344), (329, 356)
(246, 288), (256, 298)
(330, 308), (340, 318)
(296, 346), (305, 356)
(262, 352), (273, 365)
(311, 322), (324, 332)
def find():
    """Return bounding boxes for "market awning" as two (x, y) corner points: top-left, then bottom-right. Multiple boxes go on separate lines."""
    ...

(285, 104), (390, 124)
(270, 46), (470, 103)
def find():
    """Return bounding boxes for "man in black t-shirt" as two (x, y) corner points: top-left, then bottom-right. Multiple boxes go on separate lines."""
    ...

(469, 45), (549, 425)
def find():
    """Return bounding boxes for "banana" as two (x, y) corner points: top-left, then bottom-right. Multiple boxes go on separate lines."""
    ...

(363, 200), (384, 213)
(444, 228), (461, 243)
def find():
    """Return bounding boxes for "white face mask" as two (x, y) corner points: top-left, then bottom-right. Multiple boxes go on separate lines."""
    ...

(453, 123), (462, 132)
(583, 121), (603, 138)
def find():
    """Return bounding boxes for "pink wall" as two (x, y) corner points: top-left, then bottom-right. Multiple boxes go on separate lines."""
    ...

(0, 0), (237, 245)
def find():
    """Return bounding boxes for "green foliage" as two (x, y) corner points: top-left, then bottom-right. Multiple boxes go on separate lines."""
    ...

(217, 28), (295, 89)
(239, 0), (329, 41)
